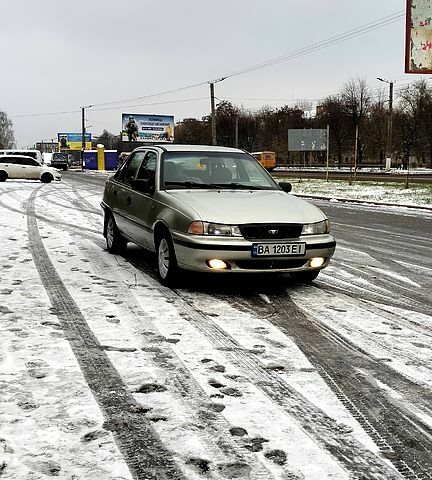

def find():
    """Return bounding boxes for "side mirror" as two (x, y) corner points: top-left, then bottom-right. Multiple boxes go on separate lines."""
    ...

(279, 181), (292, 193)
(131, 178), (154, 194)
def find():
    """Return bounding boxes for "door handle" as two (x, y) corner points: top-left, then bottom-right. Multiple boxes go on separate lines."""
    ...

(126, 196), (132, 206)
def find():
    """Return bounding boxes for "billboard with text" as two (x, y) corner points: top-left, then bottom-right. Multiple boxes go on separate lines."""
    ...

(406, 0), (432, 73)
(121, 114), (174, 143)
(58, 133), (92, 150)
(288, 129), (327, 152)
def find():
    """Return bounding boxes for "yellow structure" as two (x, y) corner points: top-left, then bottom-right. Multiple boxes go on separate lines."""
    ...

(97, 144), (105, 171)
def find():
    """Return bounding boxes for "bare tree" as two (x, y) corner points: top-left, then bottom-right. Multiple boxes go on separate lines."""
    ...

(397, 81), (427, 169)
(365, 90), (388, 167)
(315, 95), (349, 168)
(341, 77), (372, 164)
(0, 111), (15, 149)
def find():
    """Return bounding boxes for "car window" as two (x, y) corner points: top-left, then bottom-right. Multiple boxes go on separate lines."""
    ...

(161, 152), (279, 189)
(19, 158), (40, 166)
(0, 157), (18, 164)
(13, 152), (38, 161)
(117, 152), (146, 185)
(136, 151), (157, 180)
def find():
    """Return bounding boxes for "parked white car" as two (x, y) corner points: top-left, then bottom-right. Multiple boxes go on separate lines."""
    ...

(0, 155), (62, 183)
(0, 149), (43, 164)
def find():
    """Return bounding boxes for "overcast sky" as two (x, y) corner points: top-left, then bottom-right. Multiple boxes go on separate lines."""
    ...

(1, 0), (425, 147)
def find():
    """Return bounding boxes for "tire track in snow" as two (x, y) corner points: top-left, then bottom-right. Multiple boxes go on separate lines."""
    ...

(234, 292), (432, 479)
(73, 239), (276, 480)
(26, 186), (186, 480)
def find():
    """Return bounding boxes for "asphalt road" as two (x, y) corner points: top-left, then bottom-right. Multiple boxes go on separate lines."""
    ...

(18, 171), (432, 478)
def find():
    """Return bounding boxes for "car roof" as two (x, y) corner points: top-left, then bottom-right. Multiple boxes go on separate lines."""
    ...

(0, 154), (41, 160)
(134, 144), (245, 154)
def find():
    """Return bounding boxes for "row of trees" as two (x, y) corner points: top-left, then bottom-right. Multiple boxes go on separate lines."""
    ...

(5, 77), (432, 169)
(175, 78), (432, 169)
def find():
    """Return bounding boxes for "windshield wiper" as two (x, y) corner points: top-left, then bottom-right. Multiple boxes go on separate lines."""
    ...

(164, 181), (219, 189)
(212, 182), (268, 190)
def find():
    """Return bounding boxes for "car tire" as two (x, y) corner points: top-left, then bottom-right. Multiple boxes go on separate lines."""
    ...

(41, 173), (53, 183)
(156, 231), (179, 287)
(105, 214), (127, 254)
(292, 270), (320, 283)
(0, 171), (7, 182)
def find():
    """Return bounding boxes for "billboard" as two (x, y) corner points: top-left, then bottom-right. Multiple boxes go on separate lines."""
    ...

(288, 129), (327, 152)
(121, 113), (174, 143)
(58, 133), (92, 150)
(405, 0), (432, 73)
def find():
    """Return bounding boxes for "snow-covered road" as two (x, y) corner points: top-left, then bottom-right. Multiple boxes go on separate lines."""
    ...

(1, 177), (431, 479)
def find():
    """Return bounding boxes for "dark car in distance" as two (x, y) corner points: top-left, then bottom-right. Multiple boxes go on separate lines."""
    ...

(51, 153), (69, 171)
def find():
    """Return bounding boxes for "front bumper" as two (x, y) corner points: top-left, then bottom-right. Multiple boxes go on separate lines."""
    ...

(172, 232), (336, 273)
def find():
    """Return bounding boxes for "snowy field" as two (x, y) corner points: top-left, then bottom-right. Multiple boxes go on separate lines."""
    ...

(287, 178), (432, 208)
(0, 176), (431, 479)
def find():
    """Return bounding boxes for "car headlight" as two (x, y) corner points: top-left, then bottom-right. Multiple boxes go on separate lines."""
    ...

(188, 221), (242, 237)
(301, 219), (330, 235)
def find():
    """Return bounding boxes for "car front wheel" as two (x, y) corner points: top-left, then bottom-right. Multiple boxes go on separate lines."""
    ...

(156, 232), (179, 286)
(105, 214), (127, 254)
(41, 173), (53, 183)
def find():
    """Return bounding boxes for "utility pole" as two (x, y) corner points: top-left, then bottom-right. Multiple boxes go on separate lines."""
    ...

(210, 83), (216, 145)
(81, 105), (92, 169)
(235, 116), (239, 148)
(377, 78), (394, 170)
(325, 124), (330, 182)
(81, 107), (86, 152)
(209, 77), (226, 146)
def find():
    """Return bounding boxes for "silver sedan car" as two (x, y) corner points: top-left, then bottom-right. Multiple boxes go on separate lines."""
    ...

(101, 145), (336, 285)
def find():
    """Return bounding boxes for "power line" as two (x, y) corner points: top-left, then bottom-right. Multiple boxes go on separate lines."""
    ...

(90, 97), (208, 112)
(221, 11), (404, 79)
(89, 82), (209, 108)
(10, 10), (405, 120)
(11, 109), (80, 118)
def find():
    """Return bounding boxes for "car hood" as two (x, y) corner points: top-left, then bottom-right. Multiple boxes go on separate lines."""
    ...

(165, 189), (326, 224)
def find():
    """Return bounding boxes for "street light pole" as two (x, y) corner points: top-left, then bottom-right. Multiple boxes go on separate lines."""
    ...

(209, 77), (226, 146)
(377, 78), (394, 170)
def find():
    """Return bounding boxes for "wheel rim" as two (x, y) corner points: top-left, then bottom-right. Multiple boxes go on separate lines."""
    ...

(158, 238), (170, 278)
(106, 217), (114, 248)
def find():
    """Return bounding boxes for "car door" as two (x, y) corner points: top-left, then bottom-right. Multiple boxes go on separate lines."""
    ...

(21, 158), (42, 179)
(110, 151), (147, 241)
(126, 150), (158, 248)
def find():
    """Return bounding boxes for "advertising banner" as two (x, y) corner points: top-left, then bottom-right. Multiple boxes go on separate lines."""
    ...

(58, 133), (92, 150)
(288, 129), (327, 152)
(121, 113), (174, 143)
(406, 0), (432, 73)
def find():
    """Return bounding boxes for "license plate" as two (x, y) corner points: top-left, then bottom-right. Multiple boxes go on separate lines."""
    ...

(252, 242), (306, 257)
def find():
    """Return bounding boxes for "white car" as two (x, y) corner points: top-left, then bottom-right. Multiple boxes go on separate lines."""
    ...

(0, 155), (62, 183)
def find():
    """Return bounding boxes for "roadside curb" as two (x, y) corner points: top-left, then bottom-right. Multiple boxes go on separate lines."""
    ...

(296, 193), (432, 211)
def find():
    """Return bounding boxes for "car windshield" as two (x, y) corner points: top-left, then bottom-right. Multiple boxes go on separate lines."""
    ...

(161, 152), (279, 190)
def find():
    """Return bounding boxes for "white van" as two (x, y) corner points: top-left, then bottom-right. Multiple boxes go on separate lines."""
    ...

(0, 149), (43, 165)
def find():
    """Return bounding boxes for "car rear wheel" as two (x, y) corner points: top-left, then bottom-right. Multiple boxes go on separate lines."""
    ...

(41, 173), (53, 183)
(0, 171), (7, 182)
(105, 214), (127, 254)
(292, 270), (320, 283)
(156, 232), (179, 286)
